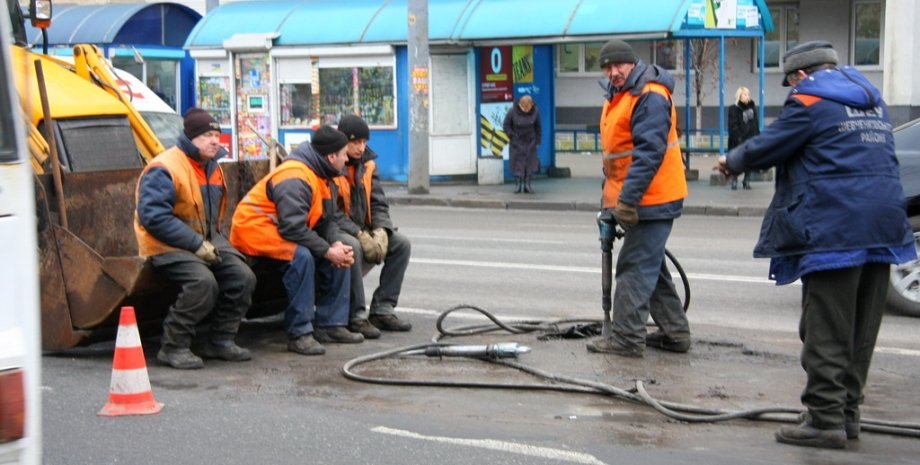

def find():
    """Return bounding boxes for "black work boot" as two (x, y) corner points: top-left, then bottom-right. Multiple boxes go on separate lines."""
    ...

(646, 331), (691, 353)
(348, 319), (382, 339)
(800, 411), (860, 440)
(775, 422), (846, 449)
(199, 341), (252, 362)
(514, 177), (523, 193)
(287, 334), (325, 356)
(157, 347), (204, 369)
(314, 326), (365, 343)
(586, 337), (643, 358)
(369, 314), (412, 332)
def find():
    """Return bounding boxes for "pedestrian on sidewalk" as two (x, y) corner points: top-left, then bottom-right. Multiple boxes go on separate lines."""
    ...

(332, 114), (414, 338)
(727, 86), (759, 190)
(135, 109), (256, 369)
(503, 95), (541, 193)
(718, 41), (915, 450)
(586, 39), (691, 359)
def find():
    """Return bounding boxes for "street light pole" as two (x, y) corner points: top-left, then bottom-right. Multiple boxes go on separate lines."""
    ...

(407, 0), (430, 194)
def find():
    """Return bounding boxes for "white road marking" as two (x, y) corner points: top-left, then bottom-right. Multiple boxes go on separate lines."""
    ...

(411, 257), (793, 286)
(371, 426), (607, 465)
(411, 234), (568, 245)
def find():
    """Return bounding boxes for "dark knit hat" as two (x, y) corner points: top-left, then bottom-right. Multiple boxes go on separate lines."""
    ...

(183, 108), (220, 140)
(337, 114), (370, 141)
(782, 41), (838, 86)
(598, 39), (636, 67)
(310, 125), (348, 155)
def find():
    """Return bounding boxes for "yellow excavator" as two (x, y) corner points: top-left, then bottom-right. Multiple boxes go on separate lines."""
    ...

(11, 0), (279, 350)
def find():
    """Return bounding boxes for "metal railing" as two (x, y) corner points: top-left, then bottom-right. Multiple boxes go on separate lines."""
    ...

(554, 127), (726, 154)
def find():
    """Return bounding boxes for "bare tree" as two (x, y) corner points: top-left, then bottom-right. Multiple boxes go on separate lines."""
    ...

(686, 37), (741, 147)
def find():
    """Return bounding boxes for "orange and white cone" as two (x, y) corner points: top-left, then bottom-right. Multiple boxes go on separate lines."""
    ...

(98, 306), (163, 416)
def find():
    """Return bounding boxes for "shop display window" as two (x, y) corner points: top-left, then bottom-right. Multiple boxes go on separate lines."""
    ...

(318, 65), (395, 127)
(280, 83), (315, 127)
(197, 76), (231, 126)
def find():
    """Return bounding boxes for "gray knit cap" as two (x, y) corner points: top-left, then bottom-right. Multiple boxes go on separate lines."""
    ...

(598, 39), (636, 67)
(782, 41), (838, 86)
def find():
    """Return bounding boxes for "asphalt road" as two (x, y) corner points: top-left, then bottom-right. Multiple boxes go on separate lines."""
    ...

(42, 206), (920, 464)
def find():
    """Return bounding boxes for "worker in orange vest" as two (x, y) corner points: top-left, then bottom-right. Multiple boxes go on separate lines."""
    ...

(586, 39), (691, 358)
(231, 126), (361, 356)
(135, 109), (256, 369)
(331, 115), (413, 339)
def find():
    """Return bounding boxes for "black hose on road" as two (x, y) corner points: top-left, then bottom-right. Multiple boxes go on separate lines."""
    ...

(342, 305), (920, 439)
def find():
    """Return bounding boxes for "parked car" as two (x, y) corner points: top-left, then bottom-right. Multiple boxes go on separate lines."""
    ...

(888, 118), (920, 317)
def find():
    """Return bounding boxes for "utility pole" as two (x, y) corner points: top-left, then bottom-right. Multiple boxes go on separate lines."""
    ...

(407, 0), (430, 194)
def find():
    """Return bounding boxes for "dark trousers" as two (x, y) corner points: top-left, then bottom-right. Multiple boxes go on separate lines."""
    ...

(157, 253), (256, 351)
(799, 263), (888, 429)
(337, 231), (411, 322)
(611, 219), (690, 347)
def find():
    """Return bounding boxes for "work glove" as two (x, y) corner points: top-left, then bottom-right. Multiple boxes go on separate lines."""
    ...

(371, 227), (389, 262)
(358, 230), (384, 264)
(612, 201), (638, 230)
(195, 240), (222, 265)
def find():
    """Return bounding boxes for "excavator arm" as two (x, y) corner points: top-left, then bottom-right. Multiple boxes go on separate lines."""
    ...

(71, 44), (165, 163)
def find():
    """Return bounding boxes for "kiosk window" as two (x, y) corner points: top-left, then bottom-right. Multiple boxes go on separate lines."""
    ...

(318, 62), (395, 127)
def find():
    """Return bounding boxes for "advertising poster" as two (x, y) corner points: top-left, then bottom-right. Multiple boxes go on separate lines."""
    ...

(480, 102), (512, 158)
(480, 46), (513, 103)
(235, 54), (272, 160)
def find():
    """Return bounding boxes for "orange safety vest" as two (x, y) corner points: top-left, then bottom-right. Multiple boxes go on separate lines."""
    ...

(332, 160), (376, 225)
(134, 147), (227, 257)
(600, 82), (687, 208)
(230, 159), (329, 261)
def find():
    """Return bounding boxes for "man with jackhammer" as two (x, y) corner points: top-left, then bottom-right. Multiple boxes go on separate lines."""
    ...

(717, 41), (915, 449)
(231, 126), (362, 356)
(586, 39), (691, 358)
(135, 108), (256, 369)
(332, 114), (413, 339)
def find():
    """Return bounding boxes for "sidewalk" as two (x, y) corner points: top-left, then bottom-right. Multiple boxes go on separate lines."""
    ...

(387, 153), (774, 217)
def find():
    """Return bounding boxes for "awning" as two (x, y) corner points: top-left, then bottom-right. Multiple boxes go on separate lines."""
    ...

(24, 2), (201, 47)
(185, 0), (773, 49)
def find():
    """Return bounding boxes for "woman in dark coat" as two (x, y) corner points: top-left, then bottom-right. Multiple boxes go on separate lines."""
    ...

(727, 86), (760, 190)
(503, 95), (541, 193)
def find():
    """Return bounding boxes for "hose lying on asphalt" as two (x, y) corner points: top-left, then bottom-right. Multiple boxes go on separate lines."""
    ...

(342, 304), (920, 439)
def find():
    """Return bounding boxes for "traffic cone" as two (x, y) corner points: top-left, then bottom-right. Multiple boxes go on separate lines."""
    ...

(98, 306), (163, 416)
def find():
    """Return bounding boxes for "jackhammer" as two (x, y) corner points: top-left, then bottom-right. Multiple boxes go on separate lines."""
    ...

(597, 211), (620, 338)
(596, 210), (691, 338)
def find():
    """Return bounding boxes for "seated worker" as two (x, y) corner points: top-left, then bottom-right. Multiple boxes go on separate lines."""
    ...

(135, 108), (256, 370)
(230, 126), (362, 355)
(332, 114), (413, 338)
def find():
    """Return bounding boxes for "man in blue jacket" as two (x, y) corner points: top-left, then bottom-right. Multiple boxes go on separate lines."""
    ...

(718, 41), (915, 449)
(135, 109), (256, 369)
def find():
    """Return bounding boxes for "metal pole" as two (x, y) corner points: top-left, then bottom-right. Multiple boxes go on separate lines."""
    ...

(407, 0), (430, 194)
(718, 35), (725, 156)
(34, 60), (68, 229)
(758, 34), (765, 131)
(684, 38), (691, 150)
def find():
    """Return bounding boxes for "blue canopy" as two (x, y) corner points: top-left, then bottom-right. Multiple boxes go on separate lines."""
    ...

(24, 2), (201, 47)
(185, 0), (773, 49)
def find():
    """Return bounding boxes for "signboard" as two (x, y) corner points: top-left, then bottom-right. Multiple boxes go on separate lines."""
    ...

(480, 46), (512, 103)
(686, 0), (757, 29)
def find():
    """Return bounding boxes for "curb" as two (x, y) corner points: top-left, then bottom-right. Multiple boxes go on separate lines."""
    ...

(389, 196), (767, 217)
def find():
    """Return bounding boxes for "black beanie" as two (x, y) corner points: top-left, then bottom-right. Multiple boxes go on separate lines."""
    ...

(310, 125), (348, 155)
(337, 114), (370, 141)
(183, 108), (220, 140)
(598, 39), (636, 67)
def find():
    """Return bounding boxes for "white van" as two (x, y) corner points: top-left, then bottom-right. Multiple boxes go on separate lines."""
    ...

(110, 66), (183, 148)
(0, 5), (42, 465)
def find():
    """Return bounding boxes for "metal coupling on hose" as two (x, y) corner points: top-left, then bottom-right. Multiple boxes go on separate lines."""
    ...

(423, 343), (532, 359)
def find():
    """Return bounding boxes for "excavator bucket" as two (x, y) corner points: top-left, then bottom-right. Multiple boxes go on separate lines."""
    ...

(35, 160), (281, 350)
(35, 168), (174, 350)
